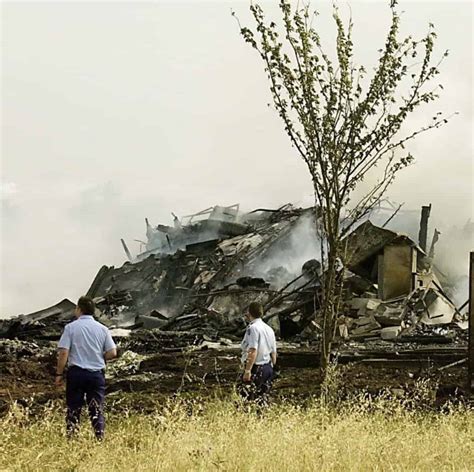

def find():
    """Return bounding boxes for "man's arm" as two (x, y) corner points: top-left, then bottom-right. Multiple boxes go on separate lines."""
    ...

(271, 351), (277, 366)
(103, 330), (117, 362)
(271, 330), (277, 366)
(104, 348), (117, 361)
(56, 325), (71, 386)
(55, 348), (69, 386)
(243, 348), (257, 382)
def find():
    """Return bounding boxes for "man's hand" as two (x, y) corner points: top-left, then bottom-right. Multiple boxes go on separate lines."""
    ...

(54, 374), (64, 388)
(243, 370), (252, 382)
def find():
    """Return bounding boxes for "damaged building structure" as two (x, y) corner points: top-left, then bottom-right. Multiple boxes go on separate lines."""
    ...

(1, 202), (468, 343)
(0, 202), (470, 401)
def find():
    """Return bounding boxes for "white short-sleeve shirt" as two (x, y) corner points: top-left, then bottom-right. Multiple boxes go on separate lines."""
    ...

(58, 315), (116, 371)
(241, 318), (277, 365)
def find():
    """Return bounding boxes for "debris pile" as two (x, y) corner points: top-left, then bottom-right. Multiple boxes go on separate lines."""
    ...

(0, 339), (52, 361)
(337, 286), (467, 344)
(0, 299), (76, 341)
(0, 203), (469, 351)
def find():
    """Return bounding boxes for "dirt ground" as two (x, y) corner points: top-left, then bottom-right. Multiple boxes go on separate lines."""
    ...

(0, 344), (469, 415)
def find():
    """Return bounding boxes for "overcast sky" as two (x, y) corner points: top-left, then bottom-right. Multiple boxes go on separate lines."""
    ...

(1, 1), (473, 317)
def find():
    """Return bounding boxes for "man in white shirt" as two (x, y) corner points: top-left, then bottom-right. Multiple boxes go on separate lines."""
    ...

(240, 301), (277, 403)
(56, 296), (117, 439)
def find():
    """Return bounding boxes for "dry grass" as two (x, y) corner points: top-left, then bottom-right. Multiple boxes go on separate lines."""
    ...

(0, 395), (473, 472)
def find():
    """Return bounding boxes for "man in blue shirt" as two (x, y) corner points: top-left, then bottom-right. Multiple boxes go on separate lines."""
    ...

(56, 296), (117, 439)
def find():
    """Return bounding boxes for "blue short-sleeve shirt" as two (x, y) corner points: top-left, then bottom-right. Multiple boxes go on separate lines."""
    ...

(58, 315), (116, 371)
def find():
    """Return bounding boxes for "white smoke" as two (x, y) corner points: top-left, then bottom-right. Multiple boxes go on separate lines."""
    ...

(246, 213), (322, 288)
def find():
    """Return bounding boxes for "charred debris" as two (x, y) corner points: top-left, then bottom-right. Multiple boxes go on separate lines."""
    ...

(1, 203), (469, 360)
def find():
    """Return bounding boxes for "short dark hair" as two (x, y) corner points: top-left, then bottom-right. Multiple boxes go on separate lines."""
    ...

(248, 301), (263, 318)
(77, 296), (95, 315)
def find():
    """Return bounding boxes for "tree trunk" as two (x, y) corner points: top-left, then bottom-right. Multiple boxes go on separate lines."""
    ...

(320, 236), (341, 376)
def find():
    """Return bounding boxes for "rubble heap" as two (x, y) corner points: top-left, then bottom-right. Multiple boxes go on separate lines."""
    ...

(0, 204), (468, 351)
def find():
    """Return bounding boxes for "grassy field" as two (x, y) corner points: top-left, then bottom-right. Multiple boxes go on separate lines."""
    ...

(1, 395), (473, 472)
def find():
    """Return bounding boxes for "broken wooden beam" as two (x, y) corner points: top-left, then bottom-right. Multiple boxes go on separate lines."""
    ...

(418, 204), (431, 252)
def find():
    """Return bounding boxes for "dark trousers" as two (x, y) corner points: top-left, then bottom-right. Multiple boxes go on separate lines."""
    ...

(240, 363), (274, 404)
(66, 366), (106, 439)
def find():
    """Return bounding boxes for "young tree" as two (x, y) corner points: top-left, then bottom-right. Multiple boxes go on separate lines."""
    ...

(234, 0), (453, 374)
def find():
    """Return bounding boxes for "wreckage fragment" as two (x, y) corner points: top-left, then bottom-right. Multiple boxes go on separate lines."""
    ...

(418, 204), (432, 252)
(343, 220), (424, 300)
(0, 298), (75, 340)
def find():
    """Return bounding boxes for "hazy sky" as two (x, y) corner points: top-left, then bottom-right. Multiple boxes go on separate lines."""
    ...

(1, 1), (473, 317)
